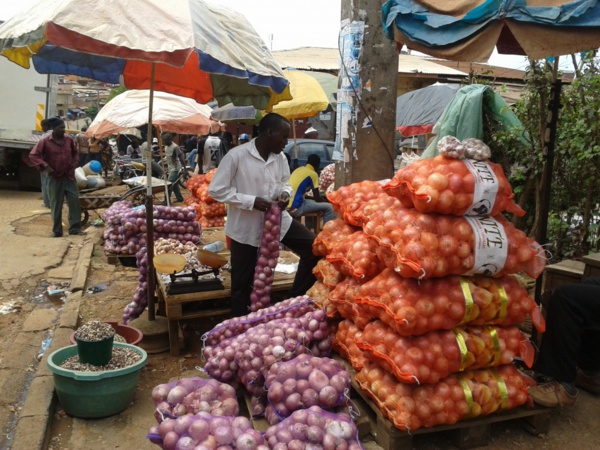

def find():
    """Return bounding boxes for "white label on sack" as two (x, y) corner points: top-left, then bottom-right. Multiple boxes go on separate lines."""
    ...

(462, 159), (499, 216)
(464, 216), (508, 276)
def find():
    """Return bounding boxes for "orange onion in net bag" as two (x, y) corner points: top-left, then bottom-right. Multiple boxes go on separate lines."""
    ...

(326, 180), (393, 227)
(199, 202), (226, 218)
(312, 259), (345, 289)
(333, 319), (367, 371)
(306, 281), (338, 317)
(326, 231), (385, 281)
(363, 204), (546, 279)
(328, 277), (372, 329)
(384, 155), (525, 217)
(312, 219), (359, 257)
(354, 269), (545, 337)
(355, 320), (535, 385)
(355, 362), (534, 431)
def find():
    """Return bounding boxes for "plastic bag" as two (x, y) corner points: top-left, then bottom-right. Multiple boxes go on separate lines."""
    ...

(147, 412), (266, 449)
(363, 205), (546, 279)
(355, 269), (545, 336)
(384, 154), (523, 217)
(356, 362), (534, 431)
(312, 218), (359, 256)
(264, 406), (364, 450)
(326, 230), (386, 281)
(265, 354), (350, 420)
(151, 377), (238, 423)
(356, 321), (535, 384)
(333, 319), (367, 371)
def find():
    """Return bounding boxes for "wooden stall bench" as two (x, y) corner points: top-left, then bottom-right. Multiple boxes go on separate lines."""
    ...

(155, 250), (299, 355)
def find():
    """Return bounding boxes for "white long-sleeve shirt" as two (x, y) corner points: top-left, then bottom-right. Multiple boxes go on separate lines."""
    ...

(208, 140), (293, 247)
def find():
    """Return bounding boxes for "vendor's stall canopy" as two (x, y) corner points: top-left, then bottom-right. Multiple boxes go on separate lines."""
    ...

(382, 0), (600, 62)
(396, 83), (461, 136)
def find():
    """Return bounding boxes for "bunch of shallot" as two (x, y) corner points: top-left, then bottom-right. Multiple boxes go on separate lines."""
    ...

(250, 204), (282, 312)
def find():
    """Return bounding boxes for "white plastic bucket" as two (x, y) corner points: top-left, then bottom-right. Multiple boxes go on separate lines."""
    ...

(82, 160), (102, 175)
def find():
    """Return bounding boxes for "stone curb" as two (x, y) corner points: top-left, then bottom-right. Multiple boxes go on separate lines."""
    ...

(10, 232), (97, 450)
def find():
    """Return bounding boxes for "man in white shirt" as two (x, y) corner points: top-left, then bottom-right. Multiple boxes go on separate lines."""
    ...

(209, 113), (320, 317)
(198, 131), (222, 174)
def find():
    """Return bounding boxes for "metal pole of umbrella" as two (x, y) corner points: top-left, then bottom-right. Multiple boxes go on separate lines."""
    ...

(292, 117), (299, 169)
(145, 63), (157, 321)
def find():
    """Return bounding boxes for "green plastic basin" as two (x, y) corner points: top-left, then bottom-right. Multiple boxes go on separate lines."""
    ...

(47, 343), (147, 418)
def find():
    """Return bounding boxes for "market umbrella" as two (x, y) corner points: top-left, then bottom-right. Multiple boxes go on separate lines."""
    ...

(87, 89), (214, 138)
(0, 0), (291, 322)
(382, 0), (600, 62)
(272, 69), (330, 166)
(396, 83), (461, 136)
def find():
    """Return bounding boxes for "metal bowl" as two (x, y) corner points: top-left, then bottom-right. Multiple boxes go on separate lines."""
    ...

(196, 249), (228, 268)
(154, 253), (186, 274)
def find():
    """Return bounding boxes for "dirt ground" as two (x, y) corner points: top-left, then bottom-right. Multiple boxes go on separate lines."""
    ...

(5, 193), (600, 450)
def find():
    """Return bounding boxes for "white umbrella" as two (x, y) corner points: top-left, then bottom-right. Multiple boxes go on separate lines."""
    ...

(87, 90), (214, 138)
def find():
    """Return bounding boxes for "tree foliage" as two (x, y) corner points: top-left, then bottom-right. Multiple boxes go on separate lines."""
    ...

(484, 57), (600, 261)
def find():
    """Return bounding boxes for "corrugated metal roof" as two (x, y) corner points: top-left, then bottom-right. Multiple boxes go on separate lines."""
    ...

(272, 48), (468, 77)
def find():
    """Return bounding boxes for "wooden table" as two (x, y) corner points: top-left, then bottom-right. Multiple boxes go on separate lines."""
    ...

(155, 250), (299, 355)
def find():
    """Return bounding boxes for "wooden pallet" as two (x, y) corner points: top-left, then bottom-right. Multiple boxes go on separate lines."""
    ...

(348, 372), (552, 450)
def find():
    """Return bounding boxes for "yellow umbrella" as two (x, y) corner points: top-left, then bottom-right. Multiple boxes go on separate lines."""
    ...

(272, 69), (330, 165)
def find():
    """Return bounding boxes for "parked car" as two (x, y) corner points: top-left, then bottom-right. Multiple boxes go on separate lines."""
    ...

(283, 139), (335, 172)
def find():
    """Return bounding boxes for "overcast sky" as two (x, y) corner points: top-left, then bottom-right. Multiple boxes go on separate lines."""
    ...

(0, 0), (572, 72)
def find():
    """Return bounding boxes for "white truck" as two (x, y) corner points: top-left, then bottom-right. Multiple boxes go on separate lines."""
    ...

(0, 56), (58, 189)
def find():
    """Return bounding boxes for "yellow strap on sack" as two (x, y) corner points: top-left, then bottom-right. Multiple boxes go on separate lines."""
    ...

(459, 277), (475, 323)
(453, 328), (470, 371)
(491, 369), (509, 409)
(495, 280), (508, 321)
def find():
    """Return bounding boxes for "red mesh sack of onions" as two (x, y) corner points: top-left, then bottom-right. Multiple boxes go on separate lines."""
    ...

(264, 354), (351, 421)
(151, 377), (238, 423)
(251, 203), (282, 312)
(201, 296), (315, 348)
(355, 269), (545, 337)
(326, 180), (393, 227)
(199, 202), (227, 217)
(333, 319), (367, 371)
(123, 246), (148, 324)
(185, 174), (205, 194)
(326, 230), (385, 281)
(356, 362), (534, 431)
(363, 205), (546, 279)
(384, 154), (525, 217)
(200, 216), (225, 228)
(319, 163), (336, 192)
(196, 183), (215, 203)
(313, 259), (345, 289)
(328, 277), (372, 329)
(204, 310), (330, 390)
(147, 412), (267, 450)
(264, 406), (364, 450)
(234, 311), (331, 396)
(356, 320), (535, 385)
(312, 219), (359, 257)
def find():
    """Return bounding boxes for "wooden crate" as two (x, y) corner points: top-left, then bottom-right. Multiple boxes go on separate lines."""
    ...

(582, 252), (600, 279)
(542, 259), (585, 293)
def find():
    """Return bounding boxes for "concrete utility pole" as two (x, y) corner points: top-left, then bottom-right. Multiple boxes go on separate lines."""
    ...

(335, 0), (398, 186)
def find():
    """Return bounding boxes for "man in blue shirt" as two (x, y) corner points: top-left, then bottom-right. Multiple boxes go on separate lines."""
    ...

(288, 154), (335, 225)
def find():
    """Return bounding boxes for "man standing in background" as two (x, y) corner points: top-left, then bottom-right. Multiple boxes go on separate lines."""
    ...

(162, 133), (186, 204)
(75, 127), (90, 167)
(197, 128), (222, 174)
(29, 118), (81, 237)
